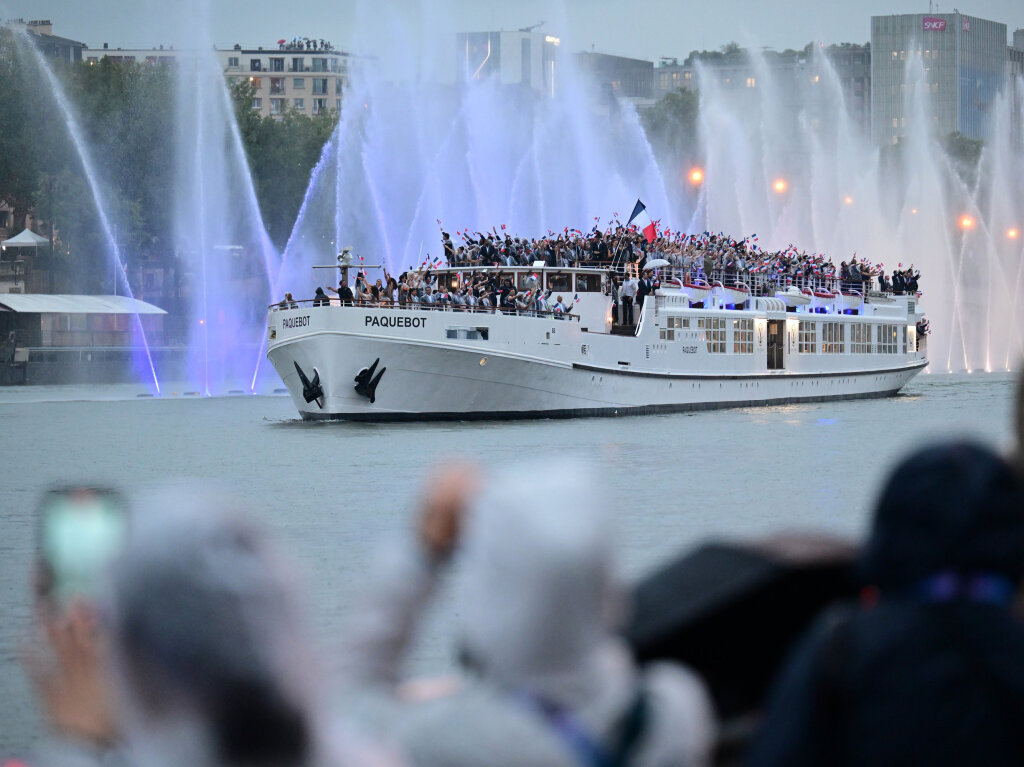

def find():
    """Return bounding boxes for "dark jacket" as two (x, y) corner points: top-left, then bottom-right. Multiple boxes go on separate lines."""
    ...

(747, 600), (1024, 767)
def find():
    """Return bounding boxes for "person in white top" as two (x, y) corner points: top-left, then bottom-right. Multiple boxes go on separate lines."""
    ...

(619, 276), (638, 325)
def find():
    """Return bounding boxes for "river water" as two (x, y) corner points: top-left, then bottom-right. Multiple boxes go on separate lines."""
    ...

(0, 371), (1017, 752)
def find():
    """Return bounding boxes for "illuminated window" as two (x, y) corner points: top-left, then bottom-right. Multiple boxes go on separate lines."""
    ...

(822, 322), (845, 354)
(877, 324), (899, 353)
(732, 318), (754, 353)
(698, 317), (726, 353)
(798, 321), (816, 353)
(746, 77), (756, 88)
(850, 323), (871, 353)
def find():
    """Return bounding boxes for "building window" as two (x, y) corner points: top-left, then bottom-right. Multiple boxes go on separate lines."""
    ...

(312, 78), (328, 94)
(892, 51), (898, 61)
(251, 97), (262, 110)
(228, 56), (239, 68)
(335, 99), (342, 111)
(850, 323), (871, 353)
(698, 317), (726, 354)
(335, 78), (343, 94)
(932, 82), (938, 93)
(733, 318), (754, 353)
(746, 77), (756, 88)
(892, 117), (898, 128)
(312, 98), (328, 114)
(293, 77), (304, 89)
(293, 98), (305, 109)
(248, 76), (262, 89)
(269, 98), (286, 114)
(292, 57), (304, 71)
(250, 59), (262, 71)
(270, 77), (285, 94)
(877, 324), (898, 354)
(312, 58), (328, 72)
(270, 57), (284, 72)
(798, 321), (816, 353)
(900, 50), (905, 61)
(822, 322), (845, 354)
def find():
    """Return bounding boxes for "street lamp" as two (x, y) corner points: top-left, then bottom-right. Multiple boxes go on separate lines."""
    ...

(959, 215), (975, 230)
(688, 167), (704, 185)
(773, 178), (788, 194)
(1007, 227), (1019, 240)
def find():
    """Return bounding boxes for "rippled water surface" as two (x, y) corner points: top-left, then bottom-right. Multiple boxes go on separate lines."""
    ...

(0, 372), (1016, 751)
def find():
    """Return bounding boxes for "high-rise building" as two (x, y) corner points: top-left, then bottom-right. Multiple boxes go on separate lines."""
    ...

(574, 51), (654, 102)
(456, 29), (560, 97)
(871, 12), (1007, 145)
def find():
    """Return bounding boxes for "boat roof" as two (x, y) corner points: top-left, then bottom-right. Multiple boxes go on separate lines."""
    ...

(426, 264), (608, 274)
(0, 294), (167, 315)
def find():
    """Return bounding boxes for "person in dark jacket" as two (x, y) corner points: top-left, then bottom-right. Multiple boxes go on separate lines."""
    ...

(312, 287), (330, 307)
(747, 441), (1024, 767)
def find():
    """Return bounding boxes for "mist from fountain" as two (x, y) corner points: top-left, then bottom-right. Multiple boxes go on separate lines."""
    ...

(165, 1), (281, 395)
(275, 4), (672, 303)
(13, 28), (162, 393)
(694, 44), (1024, 372)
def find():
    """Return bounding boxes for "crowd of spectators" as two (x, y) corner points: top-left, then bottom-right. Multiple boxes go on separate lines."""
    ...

(14, 375), (1024, 767)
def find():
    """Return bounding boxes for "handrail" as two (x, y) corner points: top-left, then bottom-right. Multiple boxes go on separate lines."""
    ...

(269, 299), (581, 321)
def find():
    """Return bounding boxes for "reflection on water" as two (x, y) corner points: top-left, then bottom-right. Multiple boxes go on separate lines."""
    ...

(0, 372), (1016, 751)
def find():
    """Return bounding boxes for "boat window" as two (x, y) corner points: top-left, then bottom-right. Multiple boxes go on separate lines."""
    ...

(877, 323), (898, 354)
(798, 320), (817, 353)
(517, 271), (540, 290)
(823, 322), (845, 354)
(546, 273), (571, 292)
(437, 273), (460, 290)
(575, 273), (602, 292)
(850, 323), (871, 354)
(732, 318), (754, 354)
(697, 316), (726, 353)
(445, 326), (490, 341)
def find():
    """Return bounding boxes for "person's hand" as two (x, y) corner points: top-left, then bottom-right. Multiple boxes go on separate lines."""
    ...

(418, 463), (478, 560)
(23, 603), (118, 745)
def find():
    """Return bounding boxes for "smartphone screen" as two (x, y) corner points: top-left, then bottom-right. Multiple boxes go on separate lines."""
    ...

(36, 487), (128, 610)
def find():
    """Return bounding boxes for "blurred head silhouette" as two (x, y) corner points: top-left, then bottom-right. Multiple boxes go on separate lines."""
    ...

(457, 459), (618, 698)
(861, 441), (1024, 592)
(107, 486), (316, 767)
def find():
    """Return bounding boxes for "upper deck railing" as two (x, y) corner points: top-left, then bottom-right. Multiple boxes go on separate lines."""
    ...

(269, 297), (581, 321)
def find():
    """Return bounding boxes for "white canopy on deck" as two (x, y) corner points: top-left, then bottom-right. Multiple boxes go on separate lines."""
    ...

(0, 294), (166, 315)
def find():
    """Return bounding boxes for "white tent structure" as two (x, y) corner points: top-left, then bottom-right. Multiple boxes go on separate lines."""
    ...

(0, 229), (49, 251)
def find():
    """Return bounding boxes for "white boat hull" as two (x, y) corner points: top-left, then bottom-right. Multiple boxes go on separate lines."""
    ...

(266, 303), (927, 421)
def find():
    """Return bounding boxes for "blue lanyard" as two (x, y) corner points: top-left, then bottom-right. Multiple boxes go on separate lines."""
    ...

(516, 691), (611, 767)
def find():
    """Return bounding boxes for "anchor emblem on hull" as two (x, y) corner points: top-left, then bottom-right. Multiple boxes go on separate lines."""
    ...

(354, 357), (386, 404)
(293, 361), (325, 409)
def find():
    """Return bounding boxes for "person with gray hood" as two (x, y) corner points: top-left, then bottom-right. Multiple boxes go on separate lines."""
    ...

(104, 487), (400, 767)
(340, 459), (715, 767)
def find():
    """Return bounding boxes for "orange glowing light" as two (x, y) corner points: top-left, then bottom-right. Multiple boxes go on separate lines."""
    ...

(843, 196), (854, 205)
(1008, 228), (1020, 239)
(688, 168), (704, 185)
(910, 208), (919, 214)
(960, 215), (975, 230)
(773, 178), (788, 193)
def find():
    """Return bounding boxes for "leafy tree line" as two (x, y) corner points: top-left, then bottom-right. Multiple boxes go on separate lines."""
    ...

(0, 27), (338, 293)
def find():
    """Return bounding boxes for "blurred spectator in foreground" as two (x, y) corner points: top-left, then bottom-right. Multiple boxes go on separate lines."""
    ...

(1015, 371), (1024, 475)
(341, 459), (715, 767)
(20, 487), (129, 767)
(747, 442), (1024, 767)
(105, 487), (398, 767)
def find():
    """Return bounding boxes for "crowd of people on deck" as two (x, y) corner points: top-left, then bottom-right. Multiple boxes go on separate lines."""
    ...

(13, 374), (1024, 767)
(437, 224), (922, 296)
(280, 221), (924, 317)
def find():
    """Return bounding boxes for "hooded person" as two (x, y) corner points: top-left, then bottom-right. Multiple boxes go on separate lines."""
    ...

(340, 459), (714, 767)
(104, 487), (398, 767)
(747, 441), (1024, 767)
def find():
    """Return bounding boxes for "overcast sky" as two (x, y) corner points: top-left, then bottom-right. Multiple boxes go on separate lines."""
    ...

(2, 0), (1021, 61)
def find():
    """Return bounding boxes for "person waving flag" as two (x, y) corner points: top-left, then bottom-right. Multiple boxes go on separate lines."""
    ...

(627, 199), (657, 244)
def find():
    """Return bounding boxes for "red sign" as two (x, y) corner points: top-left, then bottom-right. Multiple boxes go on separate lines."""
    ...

(922, 17), (947, 31)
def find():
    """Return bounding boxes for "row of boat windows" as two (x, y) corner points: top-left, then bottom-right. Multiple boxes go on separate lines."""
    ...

(659, 317), (907, 354)
(799, 321), (904, 355)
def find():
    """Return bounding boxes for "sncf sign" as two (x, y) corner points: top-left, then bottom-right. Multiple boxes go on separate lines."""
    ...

(922, 17), (947, 31)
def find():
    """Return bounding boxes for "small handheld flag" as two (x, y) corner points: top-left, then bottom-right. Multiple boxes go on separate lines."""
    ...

(626, 199), (657, 244)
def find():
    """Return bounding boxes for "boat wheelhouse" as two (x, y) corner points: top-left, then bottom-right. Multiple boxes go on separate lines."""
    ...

(266, 263), (927, 421)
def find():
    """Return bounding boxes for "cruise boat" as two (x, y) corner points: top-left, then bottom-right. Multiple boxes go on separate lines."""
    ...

(266, 265), (928, 421)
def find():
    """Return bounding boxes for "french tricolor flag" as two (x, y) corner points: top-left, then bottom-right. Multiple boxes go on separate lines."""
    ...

(627, 199), (657, 244)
